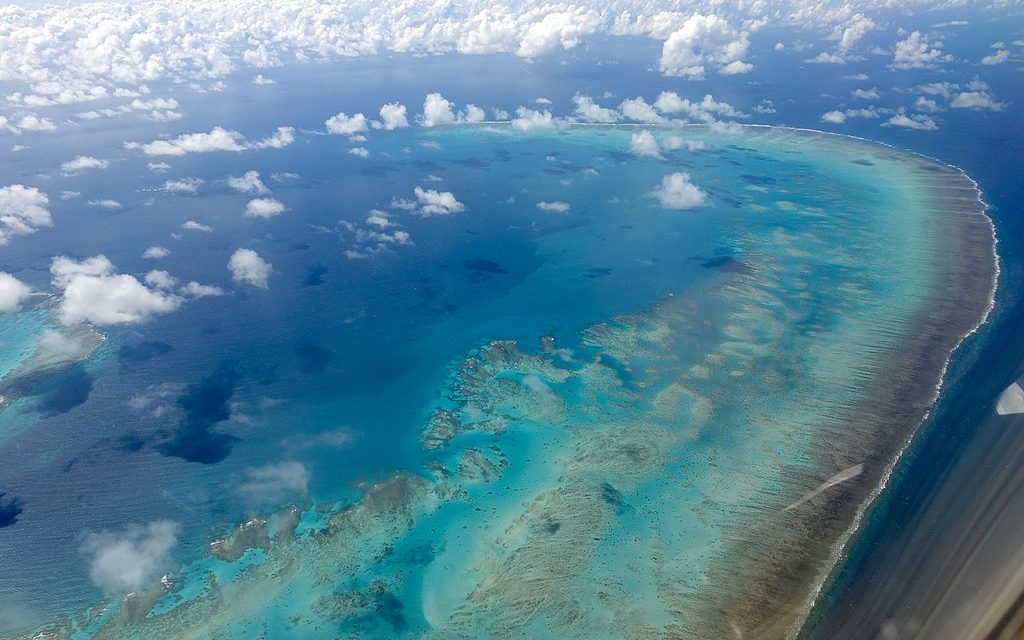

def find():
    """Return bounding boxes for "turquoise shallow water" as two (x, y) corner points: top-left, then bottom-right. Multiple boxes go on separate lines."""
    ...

(0, 125), (992, 639)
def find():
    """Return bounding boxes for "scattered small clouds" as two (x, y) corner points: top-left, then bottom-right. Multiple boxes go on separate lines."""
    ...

(652, 172), (707, 209)
(228, 248), (272, 288)
(126, 126), (294, 156)
(891, 31), (951, 69)
(0, 184), (51, 245)
(252, 74), (275, 85)
(50, 255), (183, 325)
(348, 146), (370, 158)
(80, 521), (179, 596)
(245, 197), (287, 219)
(950, 90), (1006, 111)
(148, 162), (171, 173)
(0, 273), (32, 313)
(851, 87), (880, 100)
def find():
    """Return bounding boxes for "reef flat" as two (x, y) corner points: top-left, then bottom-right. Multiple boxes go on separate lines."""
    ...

(14, 126), (996, 639)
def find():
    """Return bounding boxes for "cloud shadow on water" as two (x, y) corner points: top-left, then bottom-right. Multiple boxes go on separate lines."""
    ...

(158, 363), (240, 464)
(0, 492), (24, 528)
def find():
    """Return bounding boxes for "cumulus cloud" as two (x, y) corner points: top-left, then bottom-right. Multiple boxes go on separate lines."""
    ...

(659, 15), (751, 78)
(537, 201), (570, 213)
(50, 255), (184, 325)
(180, 281), (225, 297)
(348, 146), (370, 158)
(619, 97), (664, 123)
(0, 273), (32, 312)
(421, 93), (457, 127)
(237, 462), (309, 505)
(630, 130), (661, 157)
(653, 92), (743, 123)
(80, 521), (179, 596)
(325, 112), (368, 135)
(412, 186), (465, 216)
(144, 270), (177, 289)
(851, 87), (880, 100)
(375, 102), (409, 130)
(126, 126), (294, 156)
(891, 31), (951, 69)
(652, 172), (707, 209)
(245, 198), (287, 218)
(885, 113), (939, 131)
(163, 177), (204, 194)
(0, 184), (52, 245)
(515, 9), (601, 58)
(61, 155), (108, 174)
(143, 246), (171, 259)
(181, 220), (213, 232)
(228, 248), (272, 288)
(981, 49), (1009, 65)
(511, 107), (554, 131)
(950, 90), (1006, 111)
(227, 171), (270, 195)
(88, 199), (122, 209)
(572, 94), (618, 123)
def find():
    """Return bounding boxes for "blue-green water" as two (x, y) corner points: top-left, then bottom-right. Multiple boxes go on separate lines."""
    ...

(0, 124), (993, 638)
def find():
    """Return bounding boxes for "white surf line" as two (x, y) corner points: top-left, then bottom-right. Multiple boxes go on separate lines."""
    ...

(783, 464), (865, 513)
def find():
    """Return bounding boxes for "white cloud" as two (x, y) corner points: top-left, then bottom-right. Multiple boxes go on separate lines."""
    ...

(464, 104), (485, 123)
(891, 31), (951, 69)
(653, 92), (743, 123)
(148, 162), (171, 173)
(228, 248), (272, 288)
(572, 94), (618, 123)
(126, 126), (294, 156)
(181, 220), (213, 232)
(832, 14), (875, 51)
(0, 273), (32, 312)
(981, 49), (1009, 65)
(652, 172), (707, 209)
(537, 201), (570, 213)
(376, 102), (409, 130)
(88, 199), (122, 209)
(630, 130), (661, 157)
(851, 87), (880, 100)
(245, 198), (287, 219)
(227, 170), (270, 195)
(237, 462), (309, 505)
(412, 186), (465, 216)
(511, 107), (554, 131)
(619, 97), (664, 124)
(915, 96), (942, 112)
(885, 113), (939, 131)
(663, 136), (706, 151)
(821, 110), (847, 124)
(17, 115), (56, 132)
(950, 91), (1006, 111)
(61, 156), (108, 174)
(252, 74), (275, 85)
(81, 521), (179, 596)
(421, 93), (457, 127)
(659, 14), (751, 79)
(0, 184), (52, 245)
(143, 246), (170, 259)
(516, 9), (601, 58)
(144, 270), (177, 289)
(325, 112), (368, 135)
(50, 255), (183, 325)
(349, 146), (370, 158)
(163, 177), (204, 194)
(180, 281), (225, 297)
